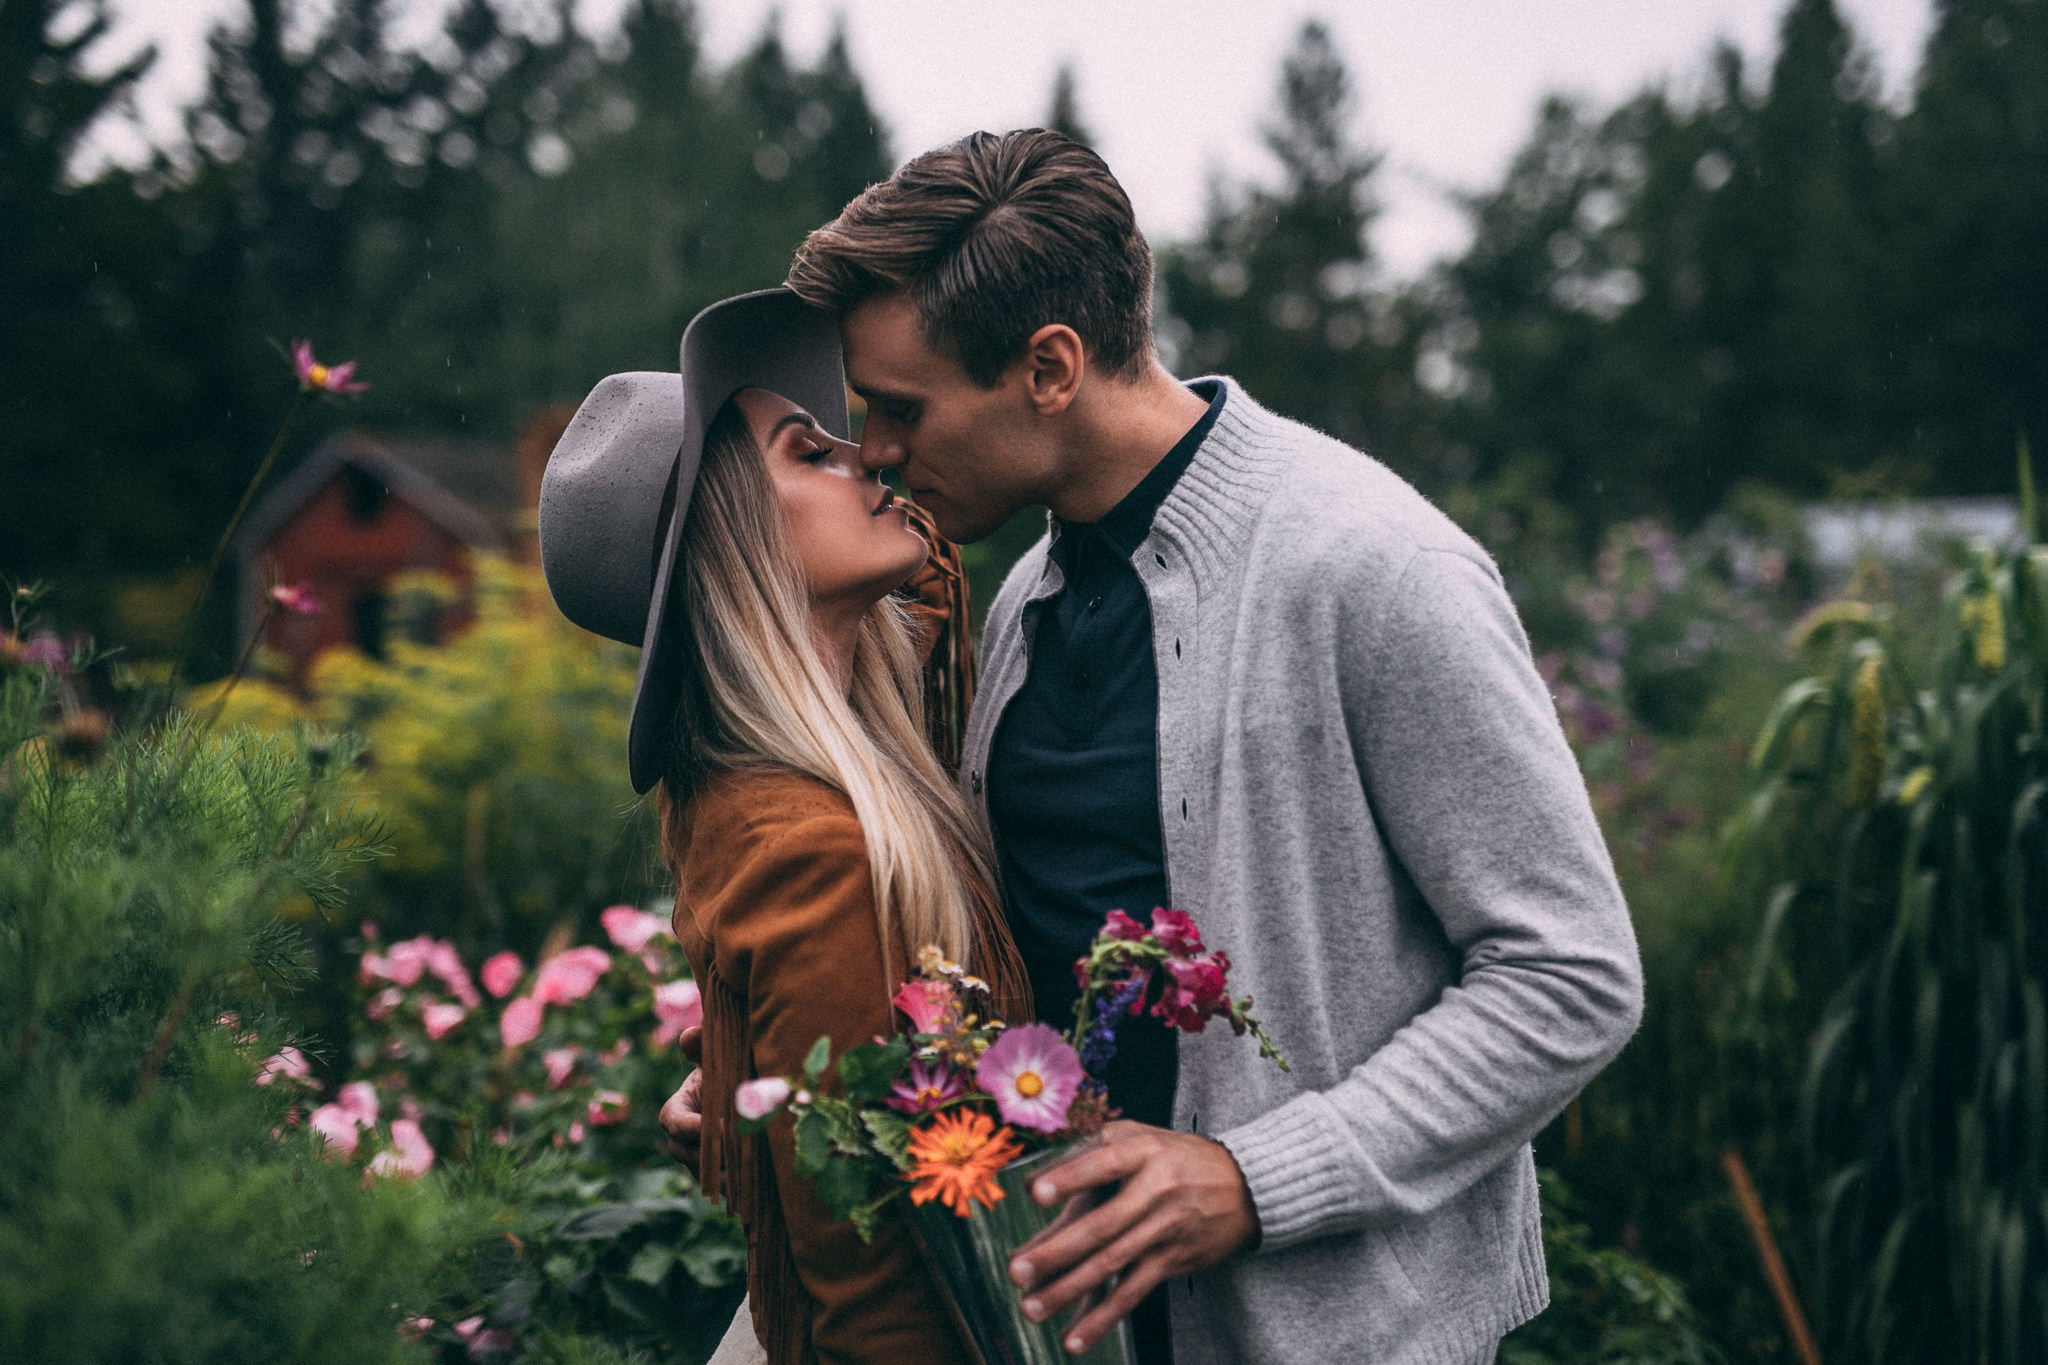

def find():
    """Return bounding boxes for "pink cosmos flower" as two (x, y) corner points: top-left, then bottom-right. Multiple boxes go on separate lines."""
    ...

(421, 1001), (467, 1041)
(268, 582), (321, 615)
(734, 1077), (792, 1121)
(652, 979), (703, 1046)
(367, 1118), (435, 1180)
(543, 1047), (579, 1090)
(499, 995), (543, 1049)
(1152, 953), (1232, 1032)
(587, 1090), (629, 1126)
(533, 945), (611, 1005)
(892, 978), (954, 1034)
(976, 1022), (1084, 1133)
(291, 339), (370, 395)
(480, 950), (523, 999)
(255, 1046), (312, 1087)
(886, 1057), (967, 1114)
(1149, 908), (1206, 958)
(600, 904), (669, 953)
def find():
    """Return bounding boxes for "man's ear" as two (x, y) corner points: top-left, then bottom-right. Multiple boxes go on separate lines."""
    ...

(1020, 324), (1085, 416)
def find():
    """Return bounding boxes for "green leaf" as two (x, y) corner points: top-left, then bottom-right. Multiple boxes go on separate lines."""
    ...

(837, 1036), (911, 1104)
(553, 1202), (649, 1241)
(625, 1242), (677, 1287)
(861, 1108), (914, 1168)
(813, 1153), (872, 1222)
(793, 1108), (833, 1177)
(803, 1034), (833, 1080)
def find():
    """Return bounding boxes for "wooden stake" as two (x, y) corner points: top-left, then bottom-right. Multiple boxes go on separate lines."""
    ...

(1722, 1148), (1823, 1365)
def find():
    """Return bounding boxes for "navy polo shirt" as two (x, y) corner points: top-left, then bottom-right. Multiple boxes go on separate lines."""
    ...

(985, 380), (1225, 1132)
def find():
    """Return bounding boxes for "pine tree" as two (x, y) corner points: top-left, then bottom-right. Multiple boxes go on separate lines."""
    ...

(1045, 62), (1093, 148)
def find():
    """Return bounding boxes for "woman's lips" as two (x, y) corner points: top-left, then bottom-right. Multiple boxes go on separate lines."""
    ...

(873, 487), (897, 515)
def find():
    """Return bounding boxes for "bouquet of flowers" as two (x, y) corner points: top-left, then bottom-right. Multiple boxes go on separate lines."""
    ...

(734, 907), (1286, 1364)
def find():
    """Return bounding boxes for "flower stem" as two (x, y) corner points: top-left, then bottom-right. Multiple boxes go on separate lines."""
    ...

(176, 393), (307, 682)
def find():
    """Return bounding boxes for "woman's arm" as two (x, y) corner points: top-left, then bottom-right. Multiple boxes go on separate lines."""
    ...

(686, 776), (962, 1365)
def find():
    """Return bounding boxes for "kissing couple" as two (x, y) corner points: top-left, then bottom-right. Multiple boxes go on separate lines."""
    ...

(537, 128), (1643, 1365)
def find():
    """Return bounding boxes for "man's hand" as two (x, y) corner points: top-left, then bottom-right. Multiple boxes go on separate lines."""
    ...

(1008, 1120), (1258, 1355)
(658, 1025), (704, 1171)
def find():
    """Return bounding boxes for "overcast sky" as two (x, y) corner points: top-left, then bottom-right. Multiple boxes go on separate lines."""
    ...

(87, 0), (1937, 279)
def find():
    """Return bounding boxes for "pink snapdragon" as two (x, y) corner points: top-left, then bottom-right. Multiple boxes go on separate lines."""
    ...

(499, 995), (544, 1049)
(420, 1001), (467, 1041)
(734, 1077), (792, 1121)
(533, 945), (611, 1005)
(976, 1023), (1084, 1133)
(255, 1046), (312, 1087)
(652, 978), (703, 1045)
(1152, 953), (1233, 1032)
(1100, 909), (1150, 942)
(1148, 907), (1206, 957)
(892, 978), (954, 1034)
(600, 904), (668, 953)
(480, 950), (523, 999)
(367, 1118), (435, 1180)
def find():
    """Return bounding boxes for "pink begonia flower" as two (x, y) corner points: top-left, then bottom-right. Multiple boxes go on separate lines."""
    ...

(490, 1127), (511, 1146)
(480, 950), (524, 999)
(511, 1090), (537, 1110)
(291, 339), (370, 395)
(1100, 909), (1150, 942)
(651, 979), (703, 1046)
(452, 1315), (512, 1359)
(336, 1081), (380, 1125)
(424, 940), (482, 1008)
(886, 1057), (967, 1115)
(532, 945), (611, 1005)
(564, 1120), (587, 1145)
(543, 1047), (579, 1090)
(1151, 953), (1233, 1032)
(309, 1101), (369, 1158)
(1149, 908), (1206, 958)
(892, 978), (954, 1034)
(421, 1001), (467, 1041)
(599, 1037), (631, 1067)
(587, 1090), (629, 1126)
(360, 921), (380, 942)
(365, 987), (404, 1022)
(398, 1317), (433, 1341)
(975, 1022), (1084, 1133)
(499, 995), (543, 1049)
(382, 1035), (409, 1061)
(268, 582), (321, 615)
(734, 1077), (792, 1121)
(359, 937), (426, 989)
(255, 1046), (312, 1087)
(398, 1094), (422, 1122)
(367, 1118), (435, 1180)
(600, 904), (669, 953)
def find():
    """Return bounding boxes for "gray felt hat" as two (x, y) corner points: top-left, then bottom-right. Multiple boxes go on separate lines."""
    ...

(537, 288), (850, 794)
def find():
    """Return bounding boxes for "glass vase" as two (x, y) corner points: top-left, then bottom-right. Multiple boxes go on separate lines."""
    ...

(904, 1142), (1136, 1365)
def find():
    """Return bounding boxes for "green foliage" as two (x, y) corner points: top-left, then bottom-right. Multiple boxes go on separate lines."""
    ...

(0, 655), (489, 1364)
(1733, 515), (2048, 1359)
(1501, 1173), (1721, 1365)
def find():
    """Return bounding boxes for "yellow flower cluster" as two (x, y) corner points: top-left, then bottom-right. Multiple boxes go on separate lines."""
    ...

(1846, 654), (1886, 810)
(1959, 589), (2006, 674)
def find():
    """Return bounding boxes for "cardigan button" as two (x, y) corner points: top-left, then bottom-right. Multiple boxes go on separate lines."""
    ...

(970, 770), (983, 795)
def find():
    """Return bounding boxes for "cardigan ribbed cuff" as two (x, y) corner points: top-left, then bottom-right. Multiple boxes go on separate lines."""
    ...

(1215, 1093), (1372, 1253)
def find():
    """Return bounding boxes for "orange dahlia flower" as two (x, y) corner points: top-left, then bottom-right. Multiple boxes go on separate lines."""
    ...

(905, 1109), (1023, 1217)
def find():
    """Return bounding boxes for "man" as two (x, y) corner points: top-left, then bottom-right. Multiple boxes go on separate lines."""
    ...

(672, 129), (1643, 1364)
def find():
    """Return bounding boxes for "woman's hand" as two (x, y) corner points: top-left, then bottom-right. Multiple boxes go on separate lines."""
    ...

(659, 1025), (705, 1171)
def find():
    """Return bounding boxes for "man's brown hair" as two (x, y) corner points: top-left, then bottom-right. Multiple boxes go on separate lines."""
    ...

(786, 129), (1154, 387)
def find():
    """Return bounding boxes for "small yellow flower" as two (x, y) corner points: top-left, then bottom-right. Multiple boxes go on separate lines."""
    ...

(1959, 590), (2005, 673)
(1896, 766), (1934, 805)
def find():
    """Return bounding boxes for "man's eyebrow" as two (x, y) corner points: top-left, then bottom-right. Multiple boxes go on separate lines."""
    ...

(850, 383), (919, 407)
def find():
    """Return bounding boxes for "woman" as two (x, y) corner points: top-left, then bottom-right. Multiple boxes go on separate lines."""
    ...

(538, 289), (1029, 1365)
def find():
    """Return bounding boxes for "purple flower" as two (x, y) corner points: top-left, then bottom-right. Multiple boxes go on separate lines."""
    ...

(976, 1023), (1084, 1133)
(886, 1057), (967, 1114)
(291, 340), (369, 395)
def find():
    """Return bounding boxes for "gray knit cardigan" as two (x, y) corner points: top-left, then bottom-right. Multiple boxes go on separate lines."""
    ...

(961, 379), (1645, 1365)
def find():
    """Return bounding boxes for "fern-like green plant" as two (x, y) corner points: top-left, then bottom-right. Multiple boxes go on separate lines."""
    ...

(1733, 499), (2048, 1361)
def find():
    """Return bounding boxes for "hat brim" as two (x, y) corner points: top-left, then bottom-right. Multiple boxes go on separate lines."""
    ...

(626, 288), (851, 794)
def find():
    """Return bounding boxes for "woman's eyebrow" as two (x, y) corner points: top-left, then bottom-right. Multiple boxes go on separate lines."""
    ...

(767, 411), (821, 442)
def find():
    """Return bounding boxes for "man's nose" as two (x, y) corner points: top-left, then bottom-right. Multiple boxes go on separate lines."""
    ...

(858, 428), (906, 475)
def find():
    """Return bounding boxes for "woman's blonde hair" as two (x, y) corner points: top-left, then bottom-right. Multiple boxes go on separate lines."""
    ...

(657, 397), (997, 964)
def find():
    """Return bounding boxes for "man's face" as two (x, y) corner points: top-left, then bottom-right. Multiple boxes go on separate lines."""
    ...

(841, 292), (1051, 544)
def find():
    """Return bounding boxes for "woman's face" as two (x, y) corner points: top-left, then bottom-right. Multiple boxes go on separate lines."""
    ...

(734, 387), (926, 614)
